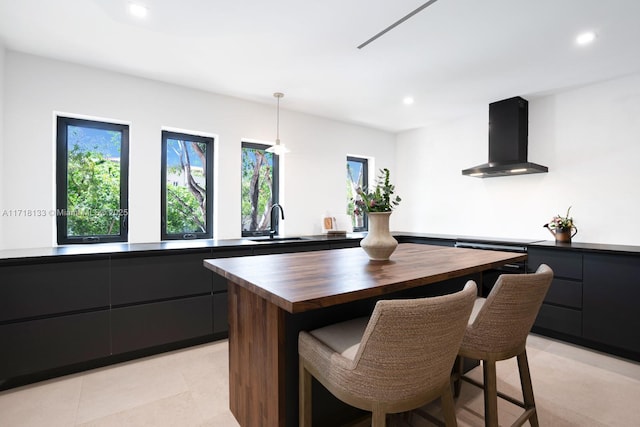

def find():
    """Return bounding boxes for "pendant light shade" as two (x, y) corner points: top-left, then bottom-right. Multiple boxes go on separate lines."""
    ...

(266, 92), (290, 155)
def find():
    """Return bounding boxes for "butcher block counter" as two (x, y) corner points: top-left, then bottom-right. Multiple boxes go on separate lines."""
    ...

(203, 243), (527, 426)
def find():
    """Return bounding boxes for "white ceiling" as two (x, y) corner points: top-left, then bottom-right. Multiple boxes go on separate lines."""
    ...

(1, 0), (639, 133)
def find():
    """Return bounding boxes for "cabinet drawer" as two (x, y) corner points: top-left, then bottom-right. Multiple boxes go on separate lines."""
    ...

(111, 253), (213, 305)
(253, 242), (329, 255)
(209, 249), (253, 292)
(528, 249), (582, 280)
(545, 278), (582, 309)
(329, 241), (361, 249)
(213, 292), (228, 334)
(0, 259), (110, 322)
(111, 295), (213, 354)
(0, 311), (110, 379)
(534, 304), (582, 336)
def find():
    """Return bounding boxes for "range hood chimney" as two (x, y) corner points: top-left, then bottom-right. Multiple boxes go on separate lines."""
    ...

(462, 96), (548, 178)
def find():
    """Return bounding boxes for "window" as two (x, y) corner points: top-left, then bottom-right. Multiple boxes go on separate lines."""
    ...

(56, 116), (129, 244)
(241, 142), (280, 237)
(347, 156), (368, 231)
(161, 131), (214, 240)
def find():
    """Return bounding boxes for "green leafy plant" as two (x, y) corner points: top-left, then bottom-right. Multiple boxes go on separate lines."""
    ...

(547, 206), (575, 230)
(354, 168), (401, 213)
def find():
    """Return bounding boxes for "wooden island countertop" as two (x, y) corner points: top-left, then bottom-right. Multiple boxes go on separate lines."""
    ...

(204, 243), (526, 314)
(203, 243), (527, 427)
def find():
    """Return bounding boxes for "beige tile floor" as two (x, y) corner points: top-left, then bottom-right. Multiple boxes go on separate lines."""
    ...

(1, 334), (639, 426)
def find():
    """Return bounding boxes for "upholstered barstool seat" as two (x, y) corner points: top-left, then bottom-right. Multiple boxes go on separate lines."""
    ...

(298, 282), (477, 427)
(454, 264), (554, 427)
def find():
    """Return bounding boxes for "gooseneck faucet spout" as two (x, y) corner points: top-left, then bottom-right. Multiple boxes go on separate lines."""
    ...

(270, 203), (285, 239)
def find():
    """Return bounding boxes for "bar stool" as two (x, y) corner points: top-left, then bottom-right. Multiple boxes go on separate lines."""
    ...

(298, 282), (477, 427)
(454, 264), (553, 427)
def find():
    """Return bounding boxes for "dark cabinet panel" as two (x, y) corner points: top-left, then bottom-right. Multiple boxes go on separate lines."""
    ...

(583, 253), (640, 353)
(329, 241), (361, 249)
(0, 311), (110, 379)
(111, 252), (213, 305)
(111, 295), (213, 354)
(535, 304), (582, 336)
(0, 259), (109, 322)
(528, 248), (582, 279)
(252, 243), (330, 255)
(213, 292), (228, 334)
(397, 237), (455, 247)
(528, 248), (583, 336)
(212, 273), (227, 293)
(545, 278), (583, 309)
(210, 249), (253, 292)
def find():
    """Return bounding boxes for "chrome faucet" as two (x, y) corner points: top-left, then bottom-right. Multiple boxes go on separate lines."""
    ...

(269, 203), (285, 239)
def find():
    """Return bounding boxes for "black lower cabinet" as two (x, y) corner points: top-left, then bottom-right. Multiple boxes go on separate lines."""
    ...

(111, 252), (213, 305)
(111, 295), (213, 354)
(583, 253), (640, 354)
(535, 304), (582, 336)
(0, 311), (110, 380)
(0, 259), (110, 322)
(213, 293), (228, 335)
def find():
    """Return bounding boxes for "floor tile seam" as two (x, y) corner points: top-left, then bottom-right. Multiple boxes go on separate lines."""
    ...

(72, 375), (85, 425)
(74, 389), (197, 426)
(179, 371), (211, 424)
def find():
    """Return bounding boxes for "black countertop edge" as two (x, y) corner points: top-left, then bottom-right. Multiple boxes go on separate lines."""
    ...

(393, 231), (543, 246)
(529, 240), (640, 255)
(0, 234), (367, 262)
(1, 232), (639, 262)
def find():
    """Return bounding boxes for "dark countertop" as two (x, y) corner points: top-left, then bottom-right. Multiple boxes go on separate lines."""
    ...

(529, 240), (640, 255)
(0, 233), (366, 262)
(1, 230), (638, 263)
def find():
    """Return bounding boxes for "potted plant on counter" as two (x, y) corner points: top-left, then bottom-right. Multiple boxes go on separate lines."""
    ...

(354, 168), (402, 261)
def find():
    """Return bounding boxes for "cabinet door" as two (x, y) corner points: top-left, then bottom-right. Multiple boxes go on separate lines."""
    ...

(583, 253), (640, 353)
(111, 252), (213, 305)
(0, 259), (110, 322)
(213, 292), (228, 335)
(111, 295), (213, 354)
(528, 248), (582, 279)
(252, 242), (330, 255)
(210, 249), (253, 292)
(0, 311), (110, 380)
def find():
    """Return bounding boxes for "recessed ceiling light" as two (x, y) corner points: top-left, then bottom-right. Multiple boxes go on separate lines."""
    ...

(403, 96), (414, 105)
(129, 3), (148, 18)
(576, 31), (596, 46)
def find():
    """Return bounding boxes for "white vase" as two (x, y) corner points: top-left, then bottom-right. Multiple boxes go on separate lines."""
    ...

(360, 212), (398, 261)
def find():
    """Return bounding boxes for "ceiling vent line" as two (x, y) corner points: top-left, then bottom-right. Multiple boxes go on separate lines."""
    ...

(357, 0), (440, 49)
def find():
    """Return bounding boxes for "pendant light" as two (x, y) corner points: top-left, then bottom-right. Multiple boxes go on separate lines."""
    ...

(266, 92), (290, 155)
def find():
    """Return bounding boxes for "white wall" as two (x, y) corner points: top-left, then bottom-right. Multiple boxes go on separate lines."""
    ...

(1, 51), (395, 249)
(395, 72), (640, 246)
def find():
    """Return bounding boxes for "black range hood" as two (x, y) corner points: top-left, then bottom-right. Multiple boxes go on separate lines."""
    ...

(462, 96), (548, 178)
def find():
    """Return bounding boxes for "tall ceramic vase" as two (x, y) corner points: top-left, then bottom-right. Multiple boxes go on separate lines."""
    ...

(360, 212), (398, 261)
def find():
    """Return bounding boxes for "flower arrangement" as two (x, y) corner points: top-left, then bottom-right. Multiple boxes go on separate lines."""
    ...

(547, 206), (575, 230)
(354, 168), (401, 214)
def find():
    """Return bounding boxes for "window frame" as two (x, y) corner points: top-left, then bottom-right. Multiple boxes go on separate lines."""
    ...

(347, 156), (369, 232)
(241, 141), (280, 237)
(161, 130), (214, 240)
(56, 116), (130, 244)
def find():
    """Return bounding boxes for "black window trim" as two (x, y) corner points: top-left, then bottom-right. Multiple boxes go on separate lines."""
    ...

(241, 141), (280, 237)
(161, 130), (215, 241)
(56, 116), (130, 244)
